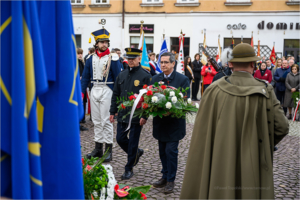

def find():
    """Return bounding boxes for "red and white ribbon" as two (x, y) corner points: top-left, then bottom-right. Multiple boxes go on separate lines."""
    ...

(293, 100), (300, 121)
(125, 89), (148, 132)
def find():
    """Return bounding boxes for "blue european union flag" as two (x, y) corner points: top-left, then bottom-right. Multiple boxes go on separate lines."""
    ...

(37, 1), (84, 199)
(1, 1), (47, 199)
(156, 39), (168, 73)
(1, 1), (84, 199)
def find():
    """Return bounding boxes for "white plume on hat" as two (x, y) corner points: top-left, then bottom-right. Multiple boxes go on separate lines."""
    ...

(221, 48), (233, 66)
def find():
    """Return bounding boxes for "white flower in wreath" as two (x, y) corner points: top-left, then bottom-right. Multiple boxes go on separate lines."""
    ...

(158, 81), (164, 85)
(171, 96), (177, 104)
(169, 91), (175, 97)
(166, 102), (172, 109)
(92, 191), (98, 198)
(297, 98), (299, 101)
(179, 93), (183, 98)
(152, 96), (158, 103)
(195, 103), (199, 108)
(187, 98), (192, 104)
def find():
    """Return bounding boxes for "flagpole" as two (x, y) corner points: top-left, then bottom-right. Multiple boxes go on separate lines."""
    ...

(241, 35), (243, 44)
(201, 29), (206, 96)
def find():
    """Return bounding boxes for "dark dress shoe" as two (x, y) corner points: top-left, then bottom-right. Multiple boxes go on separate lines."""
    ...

(134, 149), (144, 166)
(164, 182), (175, 194)
(80, 125), (88, 131)
(153, 178), (167, 188)
(121, 171), (134, 180)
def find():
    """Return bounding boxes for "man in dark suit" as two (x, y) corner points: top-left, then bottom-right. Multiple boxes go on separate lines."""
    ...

(150, 52), (190, 194)
(192, 53), (202, 100)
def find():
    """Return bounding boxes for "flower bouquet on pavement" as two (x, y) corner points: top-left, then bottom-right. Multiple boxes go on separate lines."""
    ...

(117, 82), (199, 120)
(114, 184), (151, 199)
(82, 153), (151, 199)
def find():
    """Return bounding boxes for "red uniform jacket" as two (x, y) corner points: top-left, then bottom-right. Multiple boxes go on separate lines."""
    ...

(254, 69), (272, 83)
(201, 65), (217, 85)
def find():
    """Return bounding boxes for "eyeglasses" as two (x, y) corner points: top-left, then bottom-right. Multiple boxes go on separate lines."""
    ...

(160, 61), (170, 64)
(117, 53), (121, 55)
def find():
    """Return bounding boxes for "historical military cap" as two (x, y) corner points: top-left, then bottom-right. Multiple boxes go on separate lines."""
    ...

(124, 48), (142, 59)
(229, 43), (261, 63)
(91, 28), (110, 42)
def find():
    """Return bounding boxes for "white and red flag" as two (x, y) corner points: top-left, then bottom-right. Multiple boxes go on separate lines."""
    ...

(176, 34), (185, 74)
(216, 35), (221, 63)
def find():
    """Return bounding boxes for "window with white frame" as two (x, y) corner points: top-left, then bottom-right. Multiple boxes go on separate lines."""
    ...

(71, 0), (84, 4)
(142, 0), (163, 3)
(93, 0), (109, 4)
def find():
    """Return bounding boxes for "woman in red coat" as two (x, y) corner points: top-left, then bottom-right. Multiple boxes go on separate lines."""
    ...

(201, 60), (217, 92)
(254, 61), (272, 83)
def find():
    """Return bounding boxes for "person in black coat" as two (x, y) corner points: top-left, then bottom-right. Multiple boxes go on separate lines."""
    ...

(150, 52), (190, 194)
(184, 56), (194, 82)
(212, 62), (233, 83)
(77, 48), (88, 131)
(192, 53), (202, 100)
(109, 48), (152, 180)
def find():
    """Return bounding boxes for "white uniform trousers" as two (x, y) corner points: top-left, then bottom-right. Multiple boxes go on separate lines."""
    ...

(90, 84), (113, 144)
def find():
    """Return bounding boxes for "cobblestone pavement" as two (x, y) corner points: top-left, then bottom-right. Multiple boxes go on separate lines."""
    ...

(80, 115), (300, 200)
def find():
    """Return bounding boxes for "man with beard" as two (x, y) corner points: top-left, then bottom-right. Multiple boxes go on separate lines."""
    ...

(81, 27), (121, 162)
(180, 43), (289, 199)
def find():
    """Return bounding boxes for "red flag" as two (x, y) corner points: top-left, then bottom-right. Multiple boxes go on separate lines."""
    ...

(251, 36), (253, 47)
(270, 46), (276, 65)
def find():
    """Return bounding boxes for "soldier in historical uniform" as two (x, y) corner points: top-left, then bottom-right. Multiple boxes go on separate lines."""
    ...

(109, 48), (152, 180)
(180, 43), (289, 199)
(81, 25), (122, 162)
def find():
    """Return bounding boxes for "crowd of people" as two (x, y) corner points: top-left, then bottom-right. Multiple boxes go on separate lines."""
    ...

(76, 26), (298, 197)
(78, 45), (299, 125)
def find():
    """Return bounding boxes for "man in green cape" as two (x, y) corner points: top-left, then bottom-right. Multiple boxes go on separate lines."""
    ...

(180, 43), (289, 199)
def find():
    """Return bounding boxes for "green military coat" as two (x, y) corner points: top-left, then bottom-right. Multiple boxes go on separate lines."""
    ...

(180, 71), (289, 199)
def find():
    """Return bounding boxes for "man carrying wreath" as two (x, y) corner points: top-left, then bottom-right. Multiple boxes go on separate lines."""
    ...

(109, 48), (152, 180)
(150, 52), (190, 194)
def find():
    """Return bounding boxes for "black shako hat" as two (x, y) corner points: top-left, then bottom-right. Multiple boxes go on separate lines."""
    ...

(124, 48), (142, 59)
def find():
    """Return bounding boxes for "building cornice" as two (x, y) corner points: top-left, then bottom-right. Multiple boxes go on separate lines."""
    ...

(88, 4), (111, 8)
(174, 3), (200, 7)
(224, 2), (253, 6)
(140, 3), (164, 7)
(286, 1), (300, 5)
(72, 4), (86, 8)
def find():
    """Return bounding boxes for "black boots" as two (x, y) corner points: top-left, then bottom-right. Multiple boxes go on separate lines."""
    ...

(86, 142), (103, 159)
(86, 143), (113, 161)
(104, 143), (112, 162)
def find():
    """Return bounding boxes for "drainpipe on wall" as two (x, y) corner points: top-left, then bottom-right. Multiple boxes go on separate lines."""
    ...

(122, 0), (125, 53)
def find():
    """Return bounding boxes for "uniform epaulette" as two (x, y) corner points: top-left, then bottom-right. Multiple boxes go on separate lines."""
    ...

(141, 67), (150, 74)
(254, 78), (269, 88)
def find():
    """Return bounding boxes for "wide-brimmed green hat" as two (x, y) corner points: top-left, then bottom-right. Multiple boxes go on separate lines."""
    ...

(229, 43), (261, 62)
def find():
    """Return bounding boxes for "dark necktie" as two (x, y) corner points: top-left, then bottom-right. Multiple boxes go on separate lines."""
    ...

(162, 77), (169, 86)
